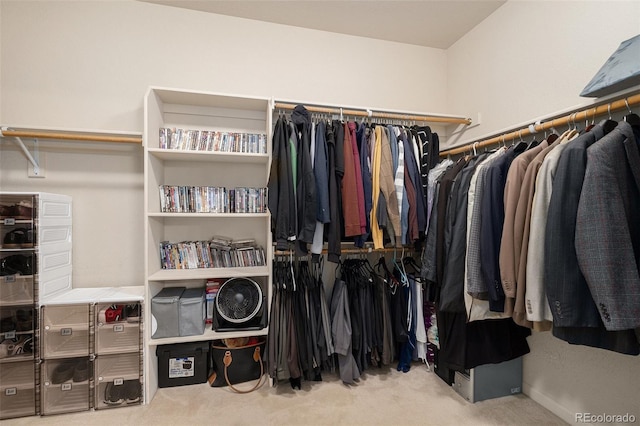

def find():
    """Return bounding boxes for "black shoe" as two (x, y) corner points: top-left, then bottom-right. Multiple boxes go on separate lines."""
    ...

(0, 255), (34, 276)
(124, 304), (140, 323)
(15, 309), (33, 332)
(123, 380), (141, 404)
(1, 316), (16, 333)
(51, 361), (76, 384)
(105, 381), (125, 405)
(2, 228), (33, 249)
(73, 359), (89, 382)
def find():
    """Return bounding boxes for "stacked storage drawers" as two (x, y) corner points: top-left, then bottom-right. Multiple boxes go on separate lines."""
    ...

(41, 304), (91, 415)
(94, 302), (142, 409)
(1, 193), (144, 419)
(1, 193), (43, 420)
(40, 298), (143, 415)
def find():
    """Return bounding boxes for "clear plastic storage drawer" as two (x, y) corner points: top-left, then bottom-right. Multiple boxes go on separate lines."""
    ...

(0, 306), (35, 362)
(95, 302), (141, 354)
(0, 360), (36, 419)
(0, 274), (34, 305)
(94, 352), (142, 409)
(41, 357), (90, 415)
(42, 304), (90, 359)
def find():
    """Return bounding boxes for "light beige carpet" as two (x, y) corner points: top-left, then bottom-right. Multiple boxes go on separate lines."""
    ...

(3, 363), (565, 425)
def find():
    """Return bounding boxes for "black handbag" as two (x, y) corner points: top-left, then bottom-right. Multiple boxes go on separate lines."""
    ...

(208, 338), (266, 393)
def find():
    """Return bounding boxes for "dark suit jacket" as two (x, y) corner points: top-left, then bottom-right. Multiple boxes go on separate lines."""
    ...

(576, 121), (640, 333)
(479, 147), (518, 312)
(545, 121), (639, 354)
(544, 124), (605, 327)
(440, 154), (487, 313)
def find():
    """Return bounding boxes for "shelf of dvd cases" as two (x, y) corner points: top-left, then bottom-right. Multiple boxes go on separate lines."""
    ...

(159, 128), (266, 154)
(158, 185), (267, 214)
(144, 87), (272, 403)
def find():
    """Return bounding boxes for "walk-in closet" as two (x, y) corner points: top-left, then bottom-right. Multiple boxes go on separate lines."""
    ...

(1, 1), (639, 425)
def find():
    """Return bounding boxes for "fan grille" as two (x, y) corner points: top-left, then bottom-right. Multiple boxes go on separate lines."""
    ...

(215, 277), (262, 323)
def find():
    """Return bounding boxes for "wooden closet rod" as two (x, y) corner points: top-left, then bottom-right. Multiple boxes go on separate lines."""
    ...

(0, 127), (142, 144)
(273, 246), (414, 256)
(273, 102), (472, 125)
(440, 92), (640, 157)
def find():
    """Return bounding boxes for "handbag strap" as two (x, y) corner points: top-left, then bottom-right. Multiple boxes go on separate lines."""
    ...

(222, 346), (266, 394)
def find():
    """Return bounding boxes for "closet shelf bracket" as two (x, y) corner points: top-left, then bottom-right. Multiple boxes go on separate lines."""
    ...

(0, 128), (42, 176)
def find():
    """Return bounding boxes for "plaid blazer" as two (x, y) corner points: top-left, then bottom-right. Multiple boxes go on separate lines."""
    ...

(575, 121), (640, 332)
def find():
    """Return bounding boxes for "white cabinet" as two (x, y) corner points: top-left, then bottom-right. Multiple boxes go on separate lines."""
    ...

(143, 87), (272, 402)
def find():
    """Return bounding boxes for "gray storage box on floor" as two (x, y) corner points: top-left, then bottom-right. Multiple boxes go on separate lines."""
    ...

(454, 356), (522, 403)
(179, 287), (205, 336)
(151, 287), (185, 339)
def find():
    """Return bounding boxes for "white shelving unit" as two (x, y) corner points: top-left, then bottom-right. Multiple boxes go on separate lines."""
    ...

(143, 87), (272, 402)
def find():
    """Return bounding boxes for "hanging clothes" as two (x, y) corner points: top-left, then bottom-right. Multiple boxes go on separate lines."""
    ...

(268, 117), (296, 250)
(311, 121), (330, 259)
(291, 105), (317, 252)
(575, 120), (640, 332)
(326, 122), (342, 263)
(440, 114), (640, 358)
(543, 120), (638, 355)
(355, 123), (373, 247)
(499, 139), (550, 311)
(330, 277), (361, 384)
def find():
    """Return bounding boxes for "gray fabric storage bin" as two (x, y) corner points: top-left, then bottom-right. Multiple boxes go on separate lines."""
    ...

(151, 287), (185, 339)
(179, 287), (205, 336)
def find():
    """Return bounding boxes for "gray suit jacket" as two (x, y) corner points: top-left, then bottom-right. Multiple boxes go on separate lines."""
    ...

(575, 121), (640, 332)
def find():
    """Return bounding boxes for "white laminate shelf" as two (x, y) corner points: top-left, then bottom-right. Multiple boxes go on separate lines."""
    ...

(148, 213), (269, 218)
(147, 148), (269, 164)
(148, 265), (268, 282)
(147, 327), (268, 347)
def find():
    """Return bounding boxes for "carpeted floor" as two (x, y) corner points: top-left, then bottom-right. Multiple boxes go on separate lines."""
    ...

(3, 363), (566, 425)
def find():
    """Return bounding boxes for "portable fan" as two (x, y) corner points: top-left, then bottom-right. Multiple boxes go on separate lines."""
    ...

(213, 277), (266, 331)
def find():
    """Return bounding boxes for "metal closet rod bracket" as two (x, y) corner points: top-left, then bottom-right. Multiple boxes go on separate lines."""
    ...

(0, 127), (40, 175)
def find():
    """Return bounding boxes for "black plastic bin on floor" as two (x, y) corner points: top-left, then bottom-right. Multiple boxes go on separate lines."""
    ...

(156, 342), (209, 388)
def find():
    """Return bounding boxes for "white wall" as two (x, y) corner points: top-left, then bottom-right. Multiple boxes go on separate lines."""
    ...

(0, 0), (447, 287)
(446, 0), (640, 148)
(446, 1), (640, 423)
(1, 0), (447, 132)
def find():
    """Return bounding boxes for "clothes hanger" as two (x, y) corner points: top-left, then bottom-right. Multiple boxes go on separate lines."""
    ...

(402, 255), (421, 275)
(623, 98), (640, 126)
(526, 125), (539, 150)
(513, 130), (528, 153)
(565, 113), (578, 139)
(600, 103), (619, 134)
